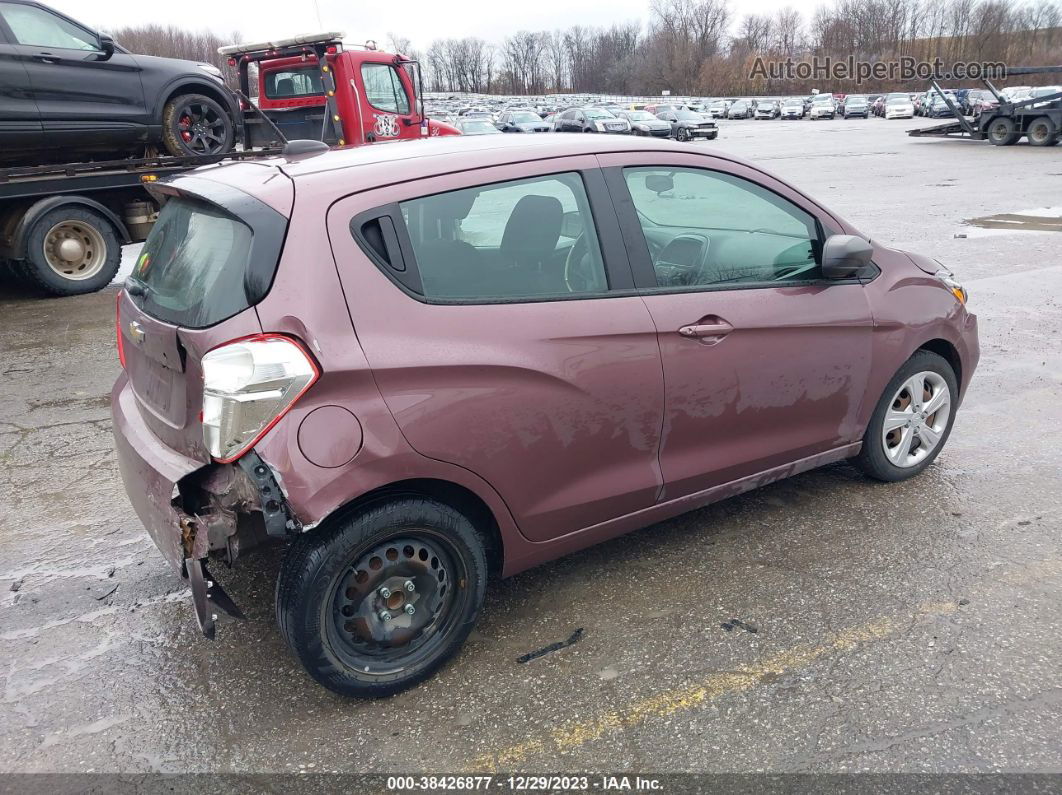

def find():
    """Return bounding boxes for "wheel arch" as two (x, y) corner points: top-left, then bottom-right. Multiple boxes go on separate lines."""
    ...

(7, 196), (130, 261)
(155, 78), (240, 124)
(308, 478), (505, 576)
(917, 338), (962, 389)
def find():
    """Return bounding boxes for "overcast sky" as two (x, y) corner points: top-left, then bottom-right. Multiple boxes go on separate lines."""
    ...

(52, 0), (783, 51)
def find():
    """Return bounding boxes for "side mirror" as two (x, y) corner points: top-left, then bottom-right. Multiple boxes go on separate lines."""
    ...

(98, 33), (115, 60)
(821, 234), (873, 278)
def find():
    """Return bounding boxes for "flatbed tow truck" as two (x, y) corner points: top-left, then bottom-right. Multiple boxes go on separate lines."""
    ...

(0, 33), (457, 296)
(908, 65), (1062, 147)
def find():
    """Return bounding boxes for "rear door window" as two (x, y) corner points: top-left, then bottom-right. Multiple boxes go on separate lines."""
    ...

(394, 173), (608, 301)
(128, 195), (281, 328)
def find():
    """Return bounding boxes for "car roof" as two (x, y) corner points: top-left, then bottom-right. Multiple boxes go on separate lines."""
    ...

(183, 135), (770, 212)
(275, 134), (709, 179)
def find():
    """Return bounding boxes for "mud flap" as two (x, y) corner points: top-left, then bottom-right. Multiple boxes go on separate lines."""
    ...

(187, 558), (245, 639)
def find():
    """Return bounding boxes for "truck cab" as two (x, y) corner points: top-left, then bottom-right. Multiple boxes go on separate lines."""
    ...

(221, 34), (459, 148)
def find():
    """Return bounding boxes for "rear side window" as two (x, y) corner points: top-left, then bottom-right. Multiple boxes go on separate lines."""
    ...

(129, 197), (263, 328)
(264, 69), (323, 99)
(394, 173), (608, 301)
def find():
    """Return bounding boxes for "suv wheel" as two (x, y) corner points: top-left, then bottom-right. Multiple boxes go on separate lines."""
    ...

(854, 350), (958, 482)
(277, 497), (488, 698)
(18, 206), (121, 296)
(161, 94), (235, 157)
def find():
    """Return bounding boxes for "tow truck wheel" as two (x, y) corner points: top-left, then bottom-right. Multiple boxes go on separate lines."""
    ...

(161, 94), (235, 158)
(18, 206), (121, 296)
(1027, 116), (1059, 147)
(277, 496), (488, 698)
(986, 116), (1021, 146)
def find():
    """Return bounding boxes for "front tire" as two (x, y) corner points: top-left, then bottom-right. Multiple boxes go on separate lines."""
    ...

(854, 350), (958, 482)
(161, 93), (235, 157)
(277, 497), (488, 698)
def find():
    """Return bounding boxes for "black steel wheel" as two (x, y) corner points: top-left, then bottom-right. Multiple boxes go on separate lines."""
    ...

(277, 497), (488, 697)
(161, 94), (234, 157)
(986, 116), (1020, 146)
(1027, 116), (1059, 147)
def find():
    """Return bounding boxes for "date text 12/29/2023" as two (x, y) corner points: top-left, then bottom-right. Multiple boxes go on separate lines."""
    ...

(386, 776), (664, 791)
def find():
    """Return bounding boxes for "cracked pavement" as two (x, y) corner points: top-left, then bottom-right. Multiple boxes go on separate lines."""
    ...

(1, 119), (1061, 773)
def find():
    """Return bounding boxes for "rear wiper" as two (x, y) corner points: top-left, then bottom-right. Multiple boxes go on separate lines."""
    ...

(124, 276), (151, 297)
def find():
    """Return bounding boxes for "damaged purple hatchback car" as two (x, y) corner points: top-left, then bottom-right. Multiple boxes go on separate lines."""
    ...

(112, 135), (978, 697)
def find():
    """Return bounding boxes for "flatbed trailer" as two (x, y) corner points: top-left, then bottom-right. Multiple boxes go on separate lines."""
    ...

(908, 65), (1062, 146)
(0, 149), (285, 296)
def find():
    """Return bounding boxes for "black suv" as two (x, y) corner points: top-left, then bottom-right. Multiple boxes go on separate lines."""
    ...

(0, 0), (240, 165)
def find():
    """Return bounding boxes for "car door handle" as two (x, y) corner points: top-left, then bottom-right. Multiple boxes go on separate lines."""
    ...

(34, 53), (59, 64)
(679, 323), (731, 338)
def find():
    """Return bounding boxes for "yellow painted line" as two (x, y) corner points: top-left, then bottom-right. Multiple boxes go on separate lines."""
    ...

(471, 599), (960, 769)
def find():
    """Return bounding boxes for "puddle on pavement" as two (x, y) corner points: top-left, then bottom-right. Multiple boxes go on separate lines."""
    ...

(964, 206), (1062, 232)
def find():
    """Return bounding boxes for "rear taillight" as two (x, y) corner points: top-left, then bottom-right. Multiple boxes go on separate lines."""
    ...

(201, 334), (319, 463)
(116, 292), (126, 368)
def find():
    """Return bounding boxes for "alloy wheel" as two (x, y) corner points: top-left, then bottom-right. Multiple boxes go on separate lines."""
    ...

(175, 100), (229, 154)
(880, 371), (951, 468)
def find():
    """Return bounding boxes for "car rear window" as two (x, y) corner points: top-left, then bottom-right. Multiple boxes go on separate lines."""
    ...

(128, 196), (272, 328)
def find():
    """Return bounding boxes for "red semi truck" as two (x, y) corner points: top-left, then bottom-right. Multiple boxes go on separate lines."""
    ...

(0, 33), (459, 296)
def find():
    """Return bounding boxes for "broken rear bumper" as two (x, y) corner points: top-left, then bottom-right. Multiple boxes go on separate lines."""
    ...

(112, 373), (202, 574)
(111, 373), (249, 637)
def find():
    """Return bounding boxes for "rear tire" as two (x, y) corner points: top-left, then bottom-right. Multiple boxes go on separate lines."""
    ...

(986, 116), (1021, 146)
(1027, 116), (1059, 147)
(17, 206), (121, 296)
(277, 497), (488, 697)
(854, 350), (958, 482)
(161, 93), (235, 157)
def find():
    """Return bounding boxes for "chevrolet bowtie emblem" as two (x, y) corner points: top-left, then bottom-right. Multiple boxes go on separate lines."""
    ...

(128, 320), (146, 344)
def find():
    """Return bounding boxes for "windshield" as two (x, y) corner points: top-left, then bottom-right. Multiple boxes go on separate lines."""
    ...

(675, 110), (701, 120)
(510, 112), (540, 123)
(584, 109), (614, 119)
(710, 102), (726, 108)
(626, 111), (656, 121)
(732, 101), (747, 109)
(887, 97), (910, 105)
(813, 97), (832, 105)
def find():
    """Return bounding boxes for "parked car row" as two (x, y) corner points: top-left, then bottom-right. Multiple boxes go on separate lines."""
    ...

(451, 104), (718, 141)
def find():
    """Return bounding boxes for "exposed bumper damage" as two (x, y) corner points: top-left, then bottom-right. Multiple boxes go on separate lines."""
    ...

(174, 451), (298, 637)
(112, 375), (297, 637)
